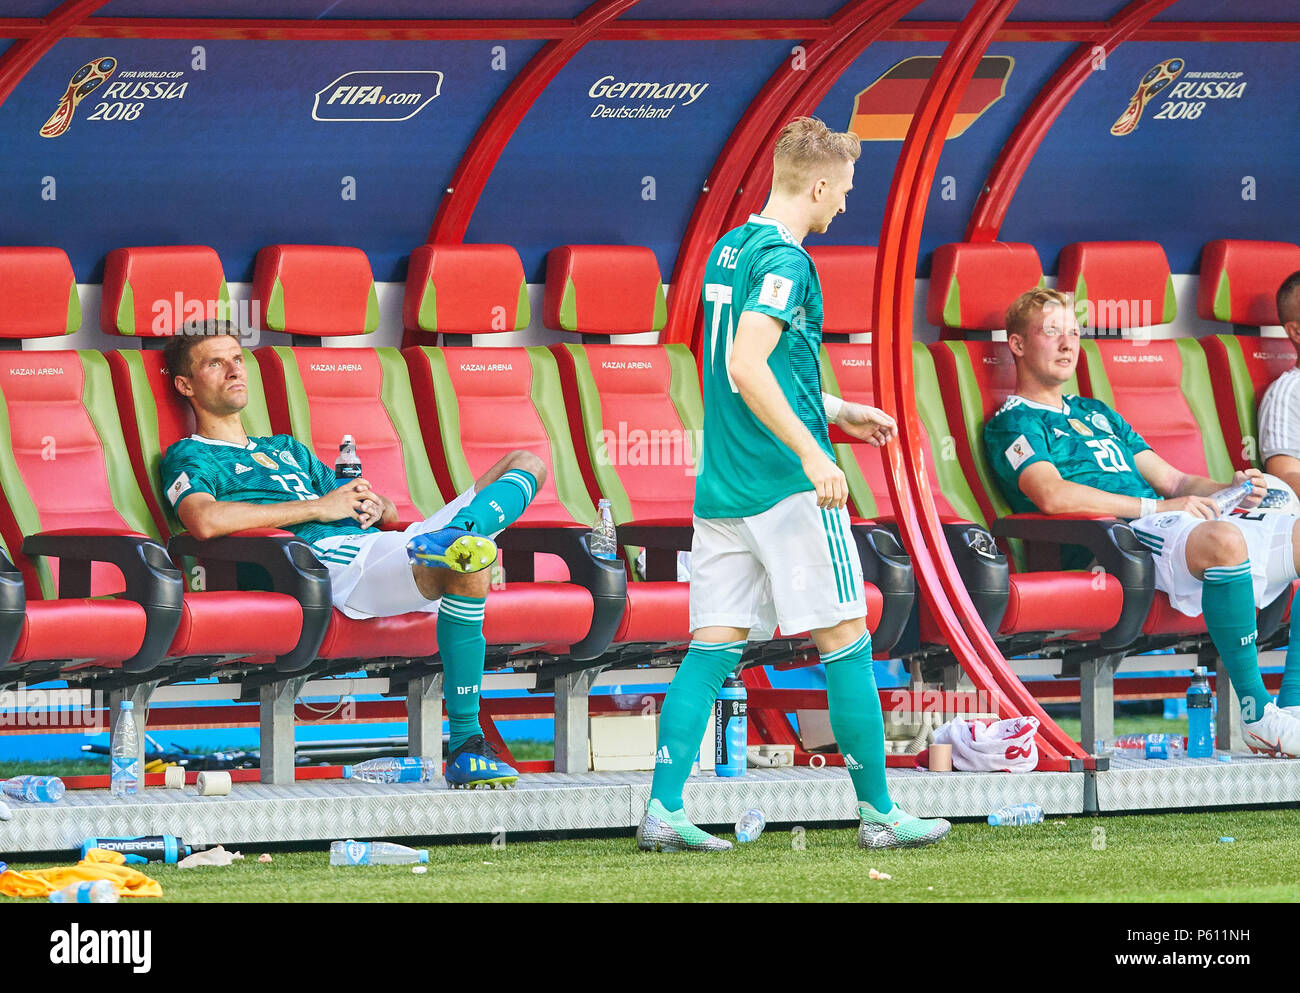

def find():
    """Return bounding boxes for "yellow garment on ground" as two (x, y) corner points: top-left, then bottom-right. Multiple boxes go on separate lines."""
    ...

(0, 847), (163, 898)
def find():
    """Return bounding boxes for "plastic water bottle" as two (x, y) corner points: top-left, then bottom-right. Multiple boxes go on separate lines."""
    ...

(1096, 733), (1186, 758)
(591, 498), (618, 560)
(1142, 732), (1187, 759)
(987, 802), (1044, 827)
(50, 880), (119, 904)
(329, 840), (429, 866)
(342, 757), (439, 784)
(1187, 666), (1214, 758)
(1, 775), (65, 803)
(715, 676), (747, 778)
(335, 434), (362, 480)
(1208, 478), (1255, 518)
(735, 809), (765, 843)
(110, 701), (140, 798)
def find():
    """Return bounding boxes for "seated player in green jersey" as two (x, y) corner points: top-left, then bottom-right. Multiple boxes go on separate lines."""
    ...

(984, 288), (1300, 756)
(159, 322), (544, 788)
(637, 117), (950, 853)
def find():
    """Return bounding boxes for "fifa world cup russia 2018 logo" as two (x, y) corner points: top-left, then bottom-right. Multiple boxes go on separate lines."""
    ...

(1110, 58), (1184, 136)
(40, 57), (117, 138)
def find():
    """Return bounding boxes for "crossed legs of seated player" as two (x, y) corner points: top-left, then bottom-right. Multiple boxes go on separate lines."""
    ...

(1183, 517), (1300, 748)
(646, 616), (949, 850)
(409, 450), (546, 783)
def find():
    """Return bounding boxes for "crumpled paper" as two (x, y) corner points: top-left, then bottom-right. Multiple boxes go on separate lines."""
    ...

(178, 846), (244, 869)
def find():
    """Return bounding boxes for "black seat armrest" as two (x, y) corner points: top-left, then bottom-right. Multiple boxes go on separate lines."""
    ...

(23, 528), (183, 673)
(991, 514), (1154, 649)
(494, 523), (627, 661)
(168, 529), (333, 673)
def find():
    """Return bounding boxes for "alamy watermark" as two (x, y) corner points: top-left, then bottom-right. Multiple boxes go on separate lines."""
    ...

(594, 421), (702, 475)
(0, 684), (106, 732)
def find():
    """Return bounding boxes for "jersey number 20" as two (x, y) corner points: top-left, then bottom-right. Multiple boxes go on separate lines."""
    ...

(1085, 438), (1131, 474)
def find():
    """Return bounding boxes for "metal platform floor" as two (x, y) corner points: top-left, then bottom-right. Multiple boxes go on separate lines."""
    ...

(2, 758), (1294, 854)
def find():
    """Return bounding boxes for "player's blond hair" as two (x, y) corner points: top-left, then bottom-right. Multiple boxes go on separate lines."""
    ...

(772, 117), (861, 197)
(1005, 287), (1074, 339)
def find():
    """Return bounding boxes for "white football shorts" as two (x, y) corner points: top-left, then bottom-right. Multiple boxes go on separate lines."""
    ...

(1129, 510), (1299, 618)
(309, 486), (479, 620)
(689, 490), (867, 640)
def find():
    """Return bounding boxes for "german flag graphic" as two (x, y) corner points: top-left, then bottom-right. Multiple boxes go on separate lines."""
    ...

(850, 55), (1013, 141)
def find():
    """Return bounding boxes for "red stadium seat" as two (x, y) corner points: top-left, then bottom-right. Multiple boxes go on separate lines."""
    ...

(248, 244), (609, 661)
(401, 243), (690, 654)
(1062, 239), (1293, 641)
(1197, 240), (1300, 470)
(815, 245), (1132, 651)
(0, 246), (316, 691)
(540, 243), (914, 656)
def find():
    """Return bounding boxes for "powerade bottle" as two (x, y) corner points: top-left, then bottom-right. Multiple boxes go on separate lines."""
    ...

(715, 676), (747, 777)
(1187, 666), (1214, 758)
(82, 835), (190, 864)
(110, 700), (140, 798)
(335, 434), (362, 480)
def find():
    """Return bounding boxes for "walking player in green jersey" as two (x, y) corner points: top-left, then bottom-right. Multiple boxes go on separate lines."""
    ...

(984, 287), (1300, 756)
(637, 117), (951, 852)
(160, 322), (545, 788)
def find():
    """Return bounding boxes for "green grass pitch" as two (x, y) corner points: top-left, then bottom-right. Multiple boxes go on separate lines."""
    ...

(3, 809), (1298, 903)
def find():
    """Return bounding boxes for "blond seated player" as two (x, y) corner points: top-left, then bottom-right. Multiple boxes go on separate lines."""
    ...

(984, 288), (1300, 756)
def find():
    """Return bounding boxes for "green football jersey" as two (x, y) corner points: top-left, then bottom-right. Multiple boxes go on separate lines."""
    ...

(983, 393), (1159, 514)
(161, 433), (375, 548)
(694, 214), (832, 519)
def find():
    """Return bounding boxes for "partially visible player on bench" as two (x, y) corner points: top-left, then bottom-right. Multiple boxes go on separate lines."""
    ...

(160, 321), (545, 789)
(984, 288), (1300, 755)
(1257, 270), (1300, 498)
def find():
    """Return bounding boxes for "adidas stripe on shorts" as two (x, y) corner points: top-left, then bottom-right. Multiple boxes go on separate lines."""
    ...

(310, 485), (479, 620)
(689, 490), (867, 639)
(1129, 510), (1299, 618)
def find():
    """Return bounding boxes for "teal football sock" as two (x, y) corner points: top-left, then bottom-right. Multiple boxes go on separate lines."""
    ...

(452, 469), (537, 536)
(438, 593), (487, 751)
(649, 640), (745, 812)
(823, 632), (892, 813)
(1279, 587), (1300, 709)
(1202, 562), (1271, 723)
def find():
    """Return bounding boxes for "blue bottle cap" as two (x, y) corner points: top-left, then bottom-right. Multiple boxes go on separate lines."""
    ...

(418, 850), (429, 864)
(121, 701), (134, 710)
(342, 765), (353, 779)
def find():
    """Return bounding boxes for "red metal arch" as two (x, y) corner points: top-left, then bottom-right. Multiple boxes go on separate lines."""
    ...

(661, 0), (921, 349)
(0, 0), (113, 109)
(718, 1), (928, 266)
(425, 0), (642, 248)
(964, 0), (1178, 243)
(873, 0), (1084, 767)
